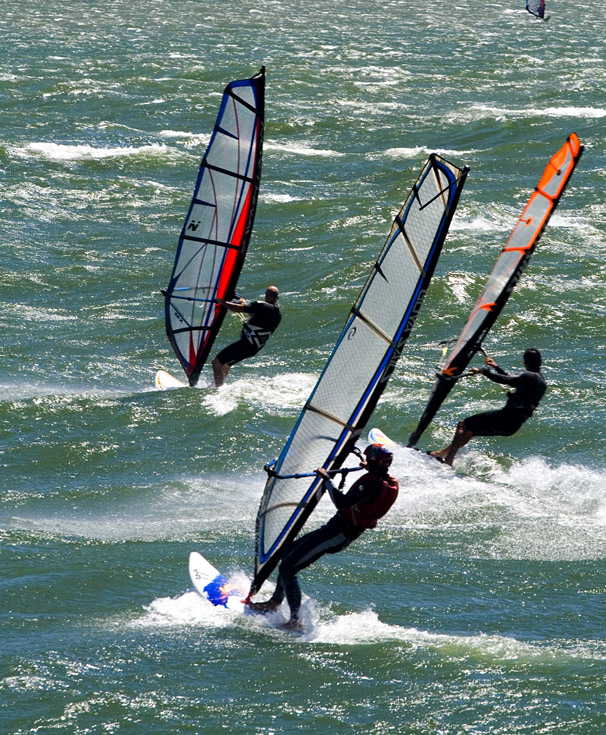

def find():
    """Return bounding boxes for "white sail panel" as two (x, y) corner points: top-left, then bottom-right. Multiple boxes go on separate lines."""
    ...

(250, 154), (469, 595)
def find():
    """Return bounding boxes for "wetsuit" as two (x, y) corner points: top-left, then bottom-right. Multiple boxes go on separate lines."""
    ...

(464, 363), (547, 437)
(215, 300), (281, 367)
(266, 469), (399, 622)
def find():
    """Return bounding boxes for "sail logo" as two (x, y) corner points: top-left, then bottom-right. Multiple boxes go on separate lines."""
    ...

(187, 220), (201, 231)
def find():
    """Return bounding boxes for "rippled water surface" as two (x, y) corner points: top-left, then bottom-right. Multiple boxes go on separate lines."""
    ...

(2, 0), (605, 733)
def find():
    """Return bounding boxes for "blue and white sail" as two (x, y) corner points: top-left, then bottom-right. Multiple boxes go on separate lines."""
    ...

(248, 154), (469, 597)
(162, 68), (265, 386)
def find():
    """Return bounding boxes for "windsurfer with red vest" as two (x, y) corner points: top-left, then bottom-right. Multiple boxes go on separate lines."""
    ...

(246, 444), (399, 631)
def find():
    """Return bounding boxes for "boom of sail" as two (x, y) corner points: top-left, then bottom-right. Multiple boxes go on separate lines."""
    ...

(407, 133), (583, 448)
(248, 154), (469, 597)
(162, 67), (265, 386)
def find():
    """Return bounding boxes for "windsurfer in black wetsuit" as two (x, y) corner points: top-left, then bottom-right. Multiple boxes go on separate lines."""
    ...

(211, 286), (281, 387)
(246, 444), (399, 632)
(430, 347), (546, 466)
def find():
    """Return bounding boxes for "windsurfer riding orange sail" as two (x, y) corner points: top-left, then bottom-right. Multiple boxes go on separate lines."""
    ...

(404, 134), (583, 465)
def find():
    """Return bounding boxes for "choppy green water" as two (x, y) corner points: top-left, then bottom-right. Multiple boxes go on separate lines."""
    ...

(2, 0), (605, 733)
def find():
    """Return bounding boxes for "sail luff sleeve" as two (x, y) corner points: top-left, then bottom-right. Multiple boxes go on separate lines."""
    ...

(250, 155), (468, 595)
(407, 134), (583, 447)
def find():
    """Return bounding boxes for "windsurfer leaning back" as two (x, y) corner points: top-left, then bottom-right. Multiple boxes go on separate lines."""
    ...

(246, 444), (399, 632)
(430, 347), (547, 467)
(211, 286), (281, 387)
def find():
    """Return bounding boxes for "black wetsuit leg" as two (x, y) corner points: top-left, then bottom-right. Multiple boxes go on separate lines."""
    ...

(215, 338), (259, 367)
(270, 516), (361, 620)
(464, 405), (527, 437)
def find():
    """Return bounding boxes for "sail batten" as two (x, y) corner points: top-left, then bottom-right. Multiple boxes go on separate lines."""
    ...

(162, 67), (265, 386)
(407, 134), (583, 448)
(203, 161), (256, 182)
(249, 154), (469, 596)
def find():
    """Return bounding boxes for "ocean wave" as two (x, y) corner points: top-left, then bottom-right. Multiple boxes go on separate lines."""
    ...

(470, 103), (606, 120)
(134, 593), (606, 665)
(157, 130), (211, 145)
(265, 141), (344, 158)
(10, 141), (175, 162)
(261, 192), (304, 203)
(382, 146), (481, 159)
(307, 609), (606, 662)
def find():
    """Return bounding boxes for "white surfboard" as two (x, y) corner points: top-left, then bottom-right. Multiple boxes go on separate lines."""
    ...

(155, 369), (188, 390)
(368, 427), (449, 467)
(368, 427), (396, 447)
(188, 552), (246, 613)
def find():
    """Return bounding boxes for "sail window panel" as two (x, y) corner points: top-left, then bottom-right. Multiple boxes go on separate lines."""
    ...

(358, 236), (421, 336)
(262, 476), (310, 557)
(208, 129), (257, 179)
(169, 278), (212, 324)
(174, 241), (221, 299)
(449, 309), (488, 358)
(209, 110), (258, 175)
(309, 319), (388, 419)
(169, 307), (194, 355)
(261, 415), (344, 556)
(477, 250), (524, 306)
(540, 170), (566, 198)
(403, 189), (447, 263)
(183, 198), (220, 241)
(214, 97), (257, 143)
(169, 312), (210, 357)
(277, 412), (342, 480)
(232, 83), (258, 109)
(540, 170), (563, 198)
(194, 173), (250, 244)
